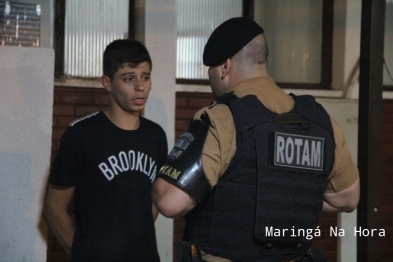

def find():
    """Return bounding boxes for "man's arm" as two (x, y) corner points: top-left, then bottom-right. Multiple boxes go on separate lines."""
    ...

(322, 177), (360, 213)
(152, 177), (197, 218)
(42, 184), (76, 255)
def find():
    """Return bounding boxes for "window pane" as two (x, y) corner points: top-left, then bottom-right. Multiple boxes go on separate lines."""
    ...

(177, 0), (242, 80)
(64, 0), (129, 78)
(384, 0), (393, 86)
(0, 1), (41, 47)
(254, 0), (323, 83)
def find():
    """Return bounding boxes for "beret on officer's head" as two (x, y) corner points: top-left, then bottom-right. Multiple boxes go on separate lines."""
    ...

(203, 17), (264, 66)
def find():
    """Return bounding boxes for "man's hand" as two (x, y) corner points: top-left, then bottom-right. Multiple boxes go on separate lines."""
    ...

(42, 184), (76, 255)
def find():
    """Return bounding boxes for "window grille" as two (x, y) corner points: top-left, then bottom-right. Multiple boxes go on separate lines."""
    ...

(176, 0), (242, 80)
(0, 1), (41, 47)
(64, 0), (129, 78)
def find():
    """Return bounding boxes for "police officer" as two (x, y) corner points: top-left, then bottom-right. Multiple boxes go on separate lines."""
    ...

(152, 17), (360, 262)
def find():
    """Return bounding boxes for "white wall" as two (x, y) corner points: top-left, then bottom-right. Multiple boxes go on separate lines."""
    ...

(0, 46), (54, 261)
(143, 1), (177, 261)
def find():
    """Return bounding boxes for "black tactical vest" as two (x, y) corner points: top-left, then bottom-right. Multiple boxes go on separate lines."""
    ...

(183, 93), (335, 261)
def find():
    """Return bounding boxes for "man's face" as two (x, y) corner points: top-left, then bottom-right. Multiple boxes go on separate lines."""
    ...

(107, 62), (152, 114)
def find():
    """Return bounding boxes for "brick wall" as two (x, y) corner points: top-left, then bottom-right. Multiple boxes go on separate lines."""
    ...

(47, 86), (109, 262)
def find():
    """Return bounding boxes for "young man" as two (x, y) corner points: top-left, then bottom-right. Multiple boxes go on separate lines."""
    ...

(43, 39), (167, 261)
(153, 18), (360, 262)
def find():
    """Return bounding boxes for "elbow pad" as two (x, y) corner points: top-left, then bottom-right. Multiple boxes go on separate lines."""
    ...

(158, 113), (211, 203)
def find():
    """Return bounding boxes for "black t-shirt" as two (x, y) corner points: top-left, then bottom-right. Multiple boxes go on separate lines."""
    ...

(50, 111), (167, 261)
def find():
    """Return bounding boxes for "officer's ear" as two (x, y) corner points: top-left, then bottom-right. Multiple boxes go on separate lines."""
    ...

(221, 58), (231, 79)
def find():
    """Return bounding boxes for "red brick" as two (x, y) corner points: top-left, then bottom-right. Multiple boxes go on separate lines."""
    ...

(57, 116), (77, 128)
(53, 93), (59, 104)
(382, 113), (391, 123)
(382, 143), (393, 154)
(381, 205), (393, 216)
(52, 128), (67, 141)
(382, 123), (393, 133)
(382, 165), (393, 175)
(188, 97), (213, 108)
(59, 92), (94, 105)
(382, 133), (391, 143)
(53, 105), (75, 116)
(52, 116), (58, 127)
(382, 103), (393, 113)
(75, 105), (103, 116)
(175, 131), (182, 140)
(175, 119), (191, 132)
(382, 154), (390, 164)
(176, 96), (188, 107)
(94, 93), (111, 105)
(381, 238), (393, 250)
(175, 108), (199, 119)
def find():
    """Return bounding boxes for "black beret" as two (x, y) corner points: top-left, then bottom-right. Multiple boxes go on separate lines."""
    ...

(203, 17), (264, 66)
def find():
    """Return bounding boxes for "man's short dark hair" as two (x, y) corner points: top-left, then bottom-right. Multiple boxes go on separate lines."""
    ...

(103, 39), (152, 79)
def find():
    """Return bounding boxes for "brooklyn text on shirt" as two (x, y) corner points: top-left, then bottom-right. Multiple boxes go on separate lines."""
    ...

(98, 150), (157, 182)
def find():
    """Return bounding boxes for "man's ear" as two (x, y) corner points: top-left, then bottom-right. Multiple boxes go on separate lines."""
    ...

(101, 76), (112, 92)
(221, 59), (231, 79)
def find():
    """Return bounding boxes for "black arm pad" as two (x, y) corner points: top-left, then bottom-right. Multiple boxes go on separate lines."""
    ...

(158, 114), (211, 203)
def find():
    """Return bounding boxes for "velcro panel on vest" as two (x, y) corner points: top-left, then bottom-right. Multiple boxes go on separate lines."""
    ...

(158, 114), (211, 203)
(252, 95), (335, 254)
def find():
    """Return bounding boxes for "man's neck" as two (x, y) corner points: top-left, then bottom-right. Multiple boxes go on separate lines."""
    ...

(104, 107), (141, 131)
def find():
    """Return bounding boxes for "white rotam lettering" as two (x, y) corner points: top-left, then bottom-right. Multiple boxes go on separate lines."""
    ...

(98, 150), (157, 182)
(274, 133), (324, 170)
(301, 140), (310, 166)
(276, 136), (285, 162)
(294, 138), (303, 164)
(311, 141), (321, 167)
(285, 137), (294, 164)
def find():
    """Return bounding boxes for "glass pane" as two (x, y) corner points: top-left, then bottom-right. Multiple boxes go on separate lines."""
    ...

(177, 0), (242, 80)
(0, 1), (41, 47)
(384, 0), (393, 86)
(254, 0), (323, 83)
(64, 0), (129, 78)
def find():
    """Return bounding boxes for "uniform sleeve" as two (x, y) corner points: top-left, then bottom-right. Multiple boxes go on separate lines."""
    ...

(325, 117), (359, 193)
(50, 127), (84, 187)
(197, 105), (237, 188)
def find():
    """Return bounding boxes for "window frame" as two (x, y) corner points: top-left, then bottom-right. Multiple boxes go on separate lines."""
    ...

(54, 0), (136, 80)
(383, 0), (393, 90)
(176, 0), (334, 90)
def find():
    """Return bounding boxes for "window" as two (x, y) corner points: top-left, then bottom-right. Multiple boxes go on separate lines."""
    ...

(384, 0), (393, 89)
(176, 0), (242, 83)
(55, 0), (134, 79)
(0, 1), (41, 47)
(254, 0), (332, 89)
(176, 0), (333, 90)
